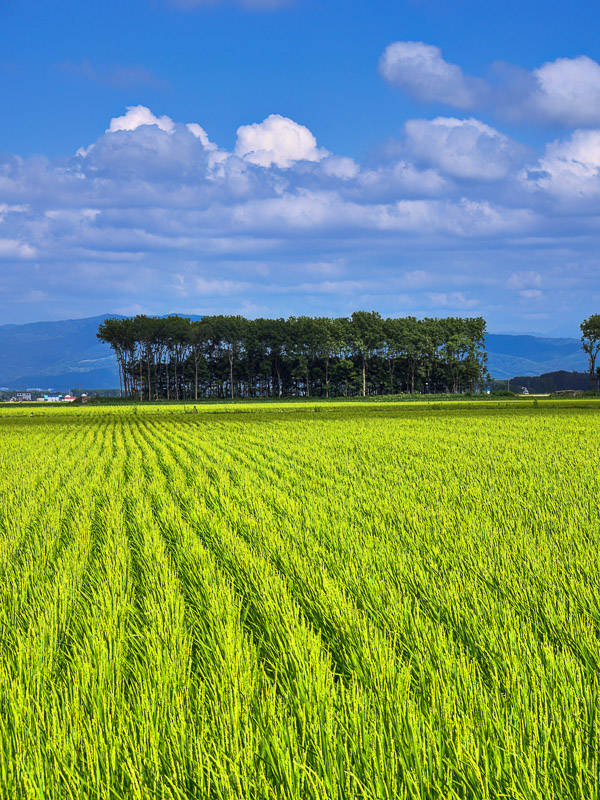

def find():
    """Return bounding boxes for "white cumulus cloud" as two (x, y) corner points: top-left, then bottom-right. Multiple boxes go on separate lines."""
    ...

(107, 105), (175, 134)
(531, 56), (600, 126)
(0, 239), (37, 259)
(379, 43), (600, 129)
(378, 41), (482, 109)
(2, 103), (597, 330)
(320, 155), (359, 180)
(403, 117), (522, 180)
(524, 129), (600, 199)
(235, 114), (329, 168)
(186, 122), (217, 150)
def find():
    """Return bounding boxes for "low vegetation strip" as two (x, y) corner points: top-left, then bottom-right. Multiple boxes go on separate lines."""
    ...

(0, 400), (599, 799)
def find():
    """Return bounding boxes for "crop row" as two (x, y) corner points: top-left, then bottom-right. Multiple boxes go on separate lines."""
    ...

(0, 403), (598, 798)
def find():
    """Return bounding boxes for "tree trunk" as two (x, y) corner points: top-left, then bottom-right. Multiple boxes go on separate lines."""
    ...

(362, 355), (366, 397)
(147, 349), (152, 401)
(325, 357), (329, 398)
(118, 359), (123, 398)
(139, 356), (143, 402)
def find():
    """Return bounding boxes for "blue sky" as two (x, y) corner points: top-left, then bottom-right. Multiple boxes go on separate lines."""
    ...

(1, 0), (600, 334)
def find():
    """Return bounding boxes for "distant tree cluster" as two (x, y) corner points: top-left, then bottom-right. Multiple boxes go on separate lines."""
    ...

(498, 371), (590, 394)
(97, 312), (489, 400)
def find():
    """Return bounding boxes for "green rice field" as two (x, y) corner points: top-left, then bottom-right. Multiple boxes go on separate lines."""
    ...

(1, 400), (599, 799)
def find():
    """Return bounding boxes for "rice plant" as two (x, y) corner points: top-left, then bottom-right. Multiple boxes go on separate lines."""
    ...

(0, 399), (599, 798)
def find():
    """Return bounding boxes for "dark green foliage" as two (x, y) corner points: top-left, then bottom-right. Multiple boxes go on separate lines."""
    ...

(580, 314), (600, 391)
(503, 370), (590, 394)
(98, 313), (489, 400)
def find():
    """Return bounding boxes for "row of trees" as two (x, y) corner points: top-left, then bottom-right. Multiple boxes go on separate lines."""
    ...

(97, 312), (489, 400)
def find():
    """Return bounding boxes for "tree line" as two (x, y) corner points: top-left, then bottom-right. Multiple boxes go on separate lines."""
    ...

(97, 312), (489, 400)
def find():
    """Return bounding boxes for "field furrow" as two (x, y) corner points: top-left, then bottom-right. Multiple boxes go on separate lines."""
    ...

(0, 401), (599, 798)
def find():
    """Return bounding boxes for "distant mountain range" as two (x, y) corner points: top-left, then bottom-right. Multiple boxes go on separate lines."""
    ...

(484, 333), (587, 379)
(0, 315), (589, 391)
(0, 315), (122, 391)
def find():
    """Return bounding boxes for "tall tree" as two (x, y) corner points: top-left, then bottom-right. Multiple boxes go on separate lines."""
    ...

(580, 314), (600, 391)
(314, 317), (345, 398)
(261, 318), (287, 398)
(190, 318), (210, 400)
(133, 315), (159, 401)
(402, 316), (422, 394)
(347, 311), (384, 397)
(164, 316), (192, 400)
(97, 317), (137, 397)
(385, 317), (412, 394)
(213, 316), (247, 399)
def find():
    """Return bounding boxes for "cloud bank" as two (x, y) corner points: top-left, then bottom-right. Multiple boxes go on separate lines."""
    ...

(0, 98), (599, 333)
(402, 117), (524, 180)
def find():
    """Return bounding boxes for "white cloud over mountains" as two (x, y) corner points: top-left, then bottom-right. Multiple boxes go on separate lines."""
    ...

(1, 106), (541, 241)
(380, 41), (600, 127)
(1, 103), (599, 328)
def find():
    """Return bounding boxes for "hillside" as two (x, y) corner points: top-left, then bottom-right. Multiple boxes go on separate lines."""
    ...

(484, 334), (587, 378)
(524, 371), (591, 392)
(0, 315), (122, 391)
(0, 316), (588, 391)
(496, 371), (591, 393)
